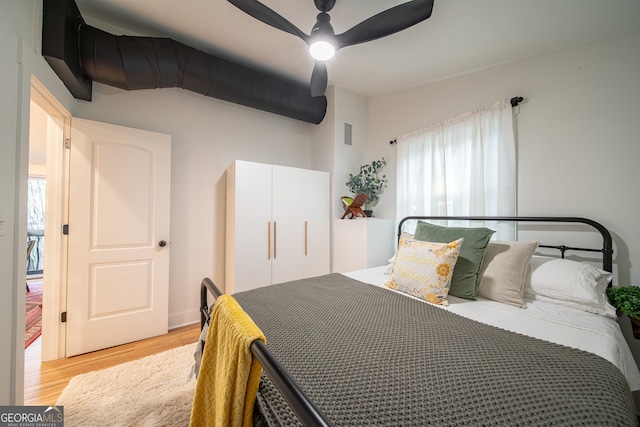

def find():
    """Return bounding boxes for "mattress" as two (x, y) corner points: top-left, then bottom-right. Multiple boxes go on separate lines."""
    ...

(345, 265), (640, 392)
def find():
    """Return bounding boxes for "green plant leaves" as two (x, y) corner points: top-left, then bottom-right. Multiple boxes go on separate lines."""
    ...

(607, 286), (640, 318)
(345, 157), (388, 209)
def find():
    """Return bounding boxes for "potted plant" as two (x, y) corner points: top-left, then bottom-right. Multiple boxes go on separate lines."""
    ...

(606, 285), (640, 338)
(345, 157), (388, 217)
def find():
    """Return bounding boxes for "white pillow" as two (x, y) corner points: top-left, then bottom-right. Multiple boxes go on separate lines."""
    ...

(524, 256), (615, 317)
(527, 293), (617, 319)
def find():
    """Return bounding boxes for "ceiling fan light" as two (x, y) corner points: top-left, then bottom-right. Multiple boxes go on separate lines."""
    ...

(309, 41), (335, 61)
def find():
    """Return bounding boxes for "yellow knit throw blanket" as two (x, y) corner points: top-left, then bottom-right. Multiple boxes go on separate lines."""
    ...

(190, 294), (266, 427)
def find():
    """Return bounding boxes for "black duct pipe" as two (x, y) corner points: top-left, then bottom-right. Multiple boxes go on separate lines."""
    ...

(42, 0), (327, 124)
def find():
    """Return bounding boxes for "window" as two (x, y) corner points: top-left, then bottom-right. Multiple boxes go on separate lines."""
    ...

(27, 177), (45, 275)
(396, 99), (516, 239)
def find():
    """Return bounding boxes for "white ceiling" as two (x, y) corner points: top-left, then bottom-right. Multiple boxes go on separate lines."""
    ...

(76, 0), (640, 98)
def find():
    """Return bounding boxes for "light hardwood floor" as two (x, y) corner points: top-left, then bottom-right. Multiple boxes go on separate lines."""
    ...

(24, 323), (201, 405)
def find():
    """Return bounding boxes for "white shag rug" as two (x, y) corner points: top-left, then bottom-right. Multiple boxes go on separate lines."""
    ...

(56, 343), (197, 426)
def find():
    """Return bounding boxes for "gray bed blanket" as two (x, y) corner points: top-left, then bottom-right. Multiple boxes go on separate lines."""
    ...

(233, 273), (635, 426)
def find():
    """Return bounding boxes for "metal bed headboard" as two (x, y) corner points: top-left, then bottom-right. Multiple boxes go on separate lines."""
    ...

(397, 216), (614, 273)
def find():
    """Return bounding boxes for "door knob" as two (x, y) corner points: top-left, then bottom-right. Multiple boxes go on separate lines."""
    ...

(158, 240), (167, 247)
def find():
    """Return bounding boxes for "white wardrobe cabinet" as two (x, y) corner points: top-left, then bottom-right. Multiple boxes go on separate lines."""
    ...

(225, 160), (330, 293)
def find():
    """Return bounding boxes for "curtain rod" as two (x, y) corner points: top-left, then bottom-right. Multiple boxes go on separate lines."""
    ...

(389, 96), (524, 145)
(510, 96), (524, 107)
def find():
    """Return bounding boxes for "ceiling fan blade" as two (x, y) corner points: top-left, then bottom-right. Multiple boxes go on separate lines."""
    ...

(228, 0), (309, 42)
(310, 62), (327, 97)
(334, 0), (434, 49)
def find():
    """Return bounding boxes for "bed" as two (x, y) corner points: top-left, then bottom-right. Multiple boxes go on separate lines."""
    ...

(196, 216), (640, 426)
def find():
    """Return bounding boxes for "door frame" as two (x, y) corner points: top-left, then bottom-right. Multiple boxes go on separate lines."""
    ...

(30, 77), (70, 361)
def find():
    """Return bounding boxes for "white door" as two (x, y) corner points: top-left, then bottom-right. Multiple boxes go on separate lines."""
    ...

(272, 166), (330, 284)
(227, 161), (273, 293)
(298, 169), (330, 278)
(66, 118), (171, 356)
(271, 165), (307, 284)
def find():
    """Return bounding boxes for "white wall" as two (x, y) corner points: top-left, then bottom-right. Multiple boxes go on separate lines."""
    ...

(333, 87), (369, 218)
(1, 0), (78, 405)
(0, 1), (26, 405)
(368, 31), (640, 286)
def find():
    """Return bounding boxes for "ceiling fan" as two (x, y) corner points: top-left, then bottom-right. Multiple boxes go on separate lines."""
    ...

(228, 0), (435, 97)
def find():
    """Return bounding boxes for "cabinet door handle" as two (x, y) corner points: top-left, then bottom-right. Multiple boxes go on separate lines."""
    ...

(267, 222), (271, 260)
(273, 221), (277, 259)
(304, 221), (308, 256)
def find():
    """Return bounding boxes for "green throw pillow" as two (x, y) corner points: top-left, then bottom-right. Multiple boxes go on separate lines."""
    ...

(414, 221), (495, 300)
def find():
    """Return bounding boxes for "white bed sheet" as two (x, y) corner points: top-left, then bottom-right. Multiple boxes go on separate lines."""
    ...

(343, 265), (640, 392)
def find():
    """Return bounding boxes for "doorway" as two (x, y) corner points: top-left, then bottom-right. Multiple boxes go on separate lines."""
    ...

(25, 176), (45, 350)
(26, 177), (45, 279)
(26, 77), (172, 366)
(27, 77), (71, 367)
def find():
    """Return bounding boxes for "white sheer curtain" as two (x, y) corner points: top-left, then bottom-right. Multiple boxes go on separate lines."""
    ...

(396, 99), (516, 239)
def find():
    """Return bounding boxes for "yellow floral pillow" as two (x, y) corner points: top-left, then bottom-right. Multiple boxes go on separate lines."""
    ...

(385, 236), (463, 306)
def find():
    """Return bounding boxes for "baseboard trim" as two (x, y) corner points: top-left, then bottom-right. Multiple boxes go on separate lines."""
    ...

(168, 309), (200, 330)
